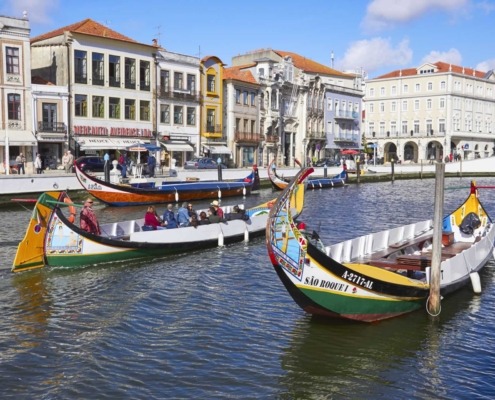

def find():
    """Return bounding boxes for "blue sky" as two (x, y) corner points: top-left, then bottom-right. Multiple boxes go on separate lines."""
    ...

(2, 0), (495, 78)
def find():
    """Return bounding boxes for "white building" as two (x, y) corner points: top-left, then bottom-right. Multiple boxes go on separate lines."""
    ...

(0, 14), (36, 174)
(364, 62), (495, 163)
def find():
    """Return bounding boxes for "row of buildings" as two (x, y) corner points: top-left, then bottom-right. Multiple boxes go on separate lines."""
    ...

(1, 14), (495, 174)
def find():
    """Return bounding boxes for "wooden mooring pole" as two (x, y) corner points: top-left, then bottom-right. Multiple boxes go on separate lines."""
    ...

(391, 160), (395, 182)
(427, 163), (445, 317)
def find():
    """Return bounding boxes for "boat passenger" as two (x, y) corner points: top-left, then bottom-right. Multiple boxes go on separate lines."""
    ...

(207, 206), (224, 223)
(198, 211), (210, 225)
(177, 202), (190, 227)
(80, 198), (101, 235)
(225, 205), (249, 221)
(162, 204), (178, 229)
(210, 200), (224, 218)
(187, 203), (197, 219)
(144, 206), (165, 230)
(190, 213), (199, 228)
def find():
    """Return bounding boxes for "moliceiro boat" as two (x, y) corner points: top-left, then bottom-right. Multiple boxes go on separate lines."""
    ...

(13, 181), (305, 272)
(75, 157), (259, 207)
(268, 160), (346, 191)
(266, 168), (495, 322)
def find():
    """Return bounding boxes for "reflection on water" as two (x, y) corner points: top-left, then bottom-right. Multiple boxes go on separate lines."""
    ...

(1, 180), (495, 398)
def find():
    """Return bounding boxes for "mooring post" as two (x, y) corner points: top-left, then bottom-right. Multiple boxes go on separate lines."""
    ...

(391, 159), (395, 182)
(420, 160), (423, 179)
(356, 161), (361, 184)
(427, 163), (445, 317)
(324, 164), (328, 178)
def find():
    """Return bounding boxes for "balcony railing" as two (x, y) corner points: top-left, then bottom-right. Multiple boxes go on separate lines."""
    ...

(92, 77), (105, 86)
(140, 81), (151, 91)
(125, 80), (136, 89)
(204, 124), (221, 134)
(75, 74), (87, 84)
(109, 77), (120, 87)
(158, 87), (200, 102)
(38, 121), (66, 133)
(234, 131), (261, 143)
(335, 111), (359, 119)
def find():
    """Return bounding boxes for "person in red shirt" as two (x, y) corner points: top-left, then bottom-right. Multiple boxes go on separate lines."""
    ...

(80, 198), (101, 235)
(210, 200), (224, 218)
(144, 205), (165, 230)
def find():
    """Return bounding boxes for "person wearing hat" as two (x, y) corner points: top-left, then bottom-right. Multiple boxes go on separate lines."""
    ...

(210, 200), (224, 218)
(15, 153), (26, 174)
(80, 198), (101, 235)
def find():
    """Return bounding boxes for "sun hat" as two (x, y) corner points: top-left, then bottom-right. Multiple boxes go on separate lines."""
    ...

(211, 200), (219, 206)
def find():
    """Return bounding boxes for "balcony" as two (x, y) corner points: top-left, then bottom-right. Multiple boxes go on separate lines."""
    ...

(92, 77), (104, 86)
(75, 74), (87, 84)
(158, 87), (200, 102)
(109, 77), (120, 87)
(38, 121), (67, 133)
(203, 124), (222, 138)
(265, 134), (279, 143)
(140, 81), (151, 91)
(334, 111), (359, 120)
(234, 131), (261, 143)
(125, 80), (136, 90)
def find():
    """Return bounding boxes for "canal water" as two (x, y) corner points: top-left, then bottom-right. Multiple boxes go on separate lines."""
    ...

(1, 177), (495, 399)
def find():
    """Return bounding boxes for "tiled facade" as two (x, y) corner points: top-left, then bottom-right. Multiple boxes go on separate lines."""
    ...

(364, 62), (495, 163)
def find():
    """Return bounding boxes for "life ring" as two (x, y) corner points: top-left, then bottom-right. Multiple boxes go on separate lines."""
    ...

(64, 198), (76, 224)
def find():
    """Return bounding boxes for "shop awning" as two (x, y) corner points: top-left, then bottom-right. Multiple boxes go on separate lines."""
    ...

(0, 131), (37, 146)
(112, 138), (150, 149)
(75, 137), (151, 151)
(204, 145), (231, 154)
(161, 142), (194, 152)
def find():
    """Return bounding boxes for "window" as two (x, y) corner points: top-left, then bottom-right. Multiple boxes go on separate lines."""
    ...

(42, 103), (57, 130)
(440, 97), (445, 108)
(402, 121), (408, 134)
(243, 119), (248, 132)
(160, 70), (170, 92)
(414, 100), (419, 110)
(75, 95), (87, 117)
(160, 104), (170, 123)
(109, 97), (120, 119)
(327, 98), (333, 111)
(380, 102), (384, 112)
(368, 103), (374, 113)
(403, 84), (408, 93)
(251, 120), (256, 133)
(402, 100), (408, 111)
(250, 92), (256, 106)
(173, 105), (183, 124)
(415, 83), (420, 92)
(439, 119), (445, 133)
(109, 55), (121, 87)
(6, 47), (20, 74)
(391, 101), (396, 112)
(187, 74), (196, 92)
(391, 86), (396, 95)
(8, 93), (21, 120)
(427, 82), (433, 91)
(92, 96), (104, 118)
(125, 99), (135, 120)
(235, 89), (241, 104)
(92, 52), (104, 85)
(235, 118), (240, 131)
(427, 99), (432, 109)
(414, 120), (420, 134)
(140, 100), (150, 121)
(369, 88), (375, 97)
(140, 61), (150, 91)
(426, 120), (432, 135)
(125, 58), (136, 89)
(440, 81), (446, 90)
(207, 74), (216, 92)
(206, 109), (215, 132)
(243, 91), (248, 105)
(74, 50), (87, 84)
(174, 72), (183, 90)
(379, 122), (385, 136)
(380, 87), (385, 96)
(391, 122), (397, 135)
(187, 107), (196, 125)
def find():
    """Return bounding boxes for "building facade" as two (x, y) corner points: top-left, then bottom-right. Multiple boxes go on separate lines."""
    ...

(155, 49), (199, 168)
(364, 62), (495, 163)
(30, 19), (158, 164)
(223, 66), (260, 167)
(231, 49), (361, 167)
(0, 15), (36, 174)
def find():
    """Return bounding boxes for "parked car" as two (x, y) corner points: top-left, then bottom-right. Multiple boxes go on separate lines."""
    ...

(314, 158), (338, 167)
(184, 157), (227, 169)
(78, 157), (122, 173)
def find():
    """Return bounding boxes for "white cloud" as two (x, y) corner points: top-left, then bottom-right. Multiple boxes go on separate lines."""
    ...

(363, 0), (469, 31)
(476, 59), (495, 72)
(421, 48), (463, 65)
(338, 37), (412, 75)
(2, 0), (59, 24)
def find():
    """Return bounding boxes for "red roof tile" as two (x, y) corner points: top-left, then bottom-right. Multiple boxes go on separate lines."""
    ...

(31, 18), (143, 45)
(273, 50), (352, 77)
(223, 65), (258, 84)
(375, 61), (486, 79)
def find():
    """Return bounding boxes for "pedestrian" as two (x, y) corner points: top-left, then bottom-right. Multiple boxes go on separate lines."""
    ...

(34, 153), (43, 174)
(62, 151), (69, 171)
(80, 198), (101, 235)
(66, 150), (74, 173)
(118, 152), (128, 178)
(147, 153), (156, 177)
(15, 153), (25, 174)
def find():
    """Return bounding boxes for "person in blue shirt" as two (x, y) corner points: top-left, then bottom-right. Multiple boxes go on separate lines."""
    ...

(147, 153), (157, 177)
(162, 204), (178, 229)
(177, 202), (190, 227)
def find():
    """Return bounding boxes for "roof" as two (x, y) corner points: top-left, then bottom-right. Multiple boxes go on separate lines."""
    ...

(223, 65), (258, 84)
(375, 61), (486, 79)
(273, 50), (352, 77)
(31, 18), (144, 45)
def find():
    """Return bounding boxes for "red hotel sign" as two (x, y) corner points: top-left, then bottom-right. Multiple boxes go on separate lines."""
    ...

(73, 125), (153, 137)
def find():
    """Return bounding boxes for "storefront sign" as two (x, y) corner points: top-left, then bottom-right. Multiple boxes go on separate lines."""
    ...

(73, 125), (153, 138)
